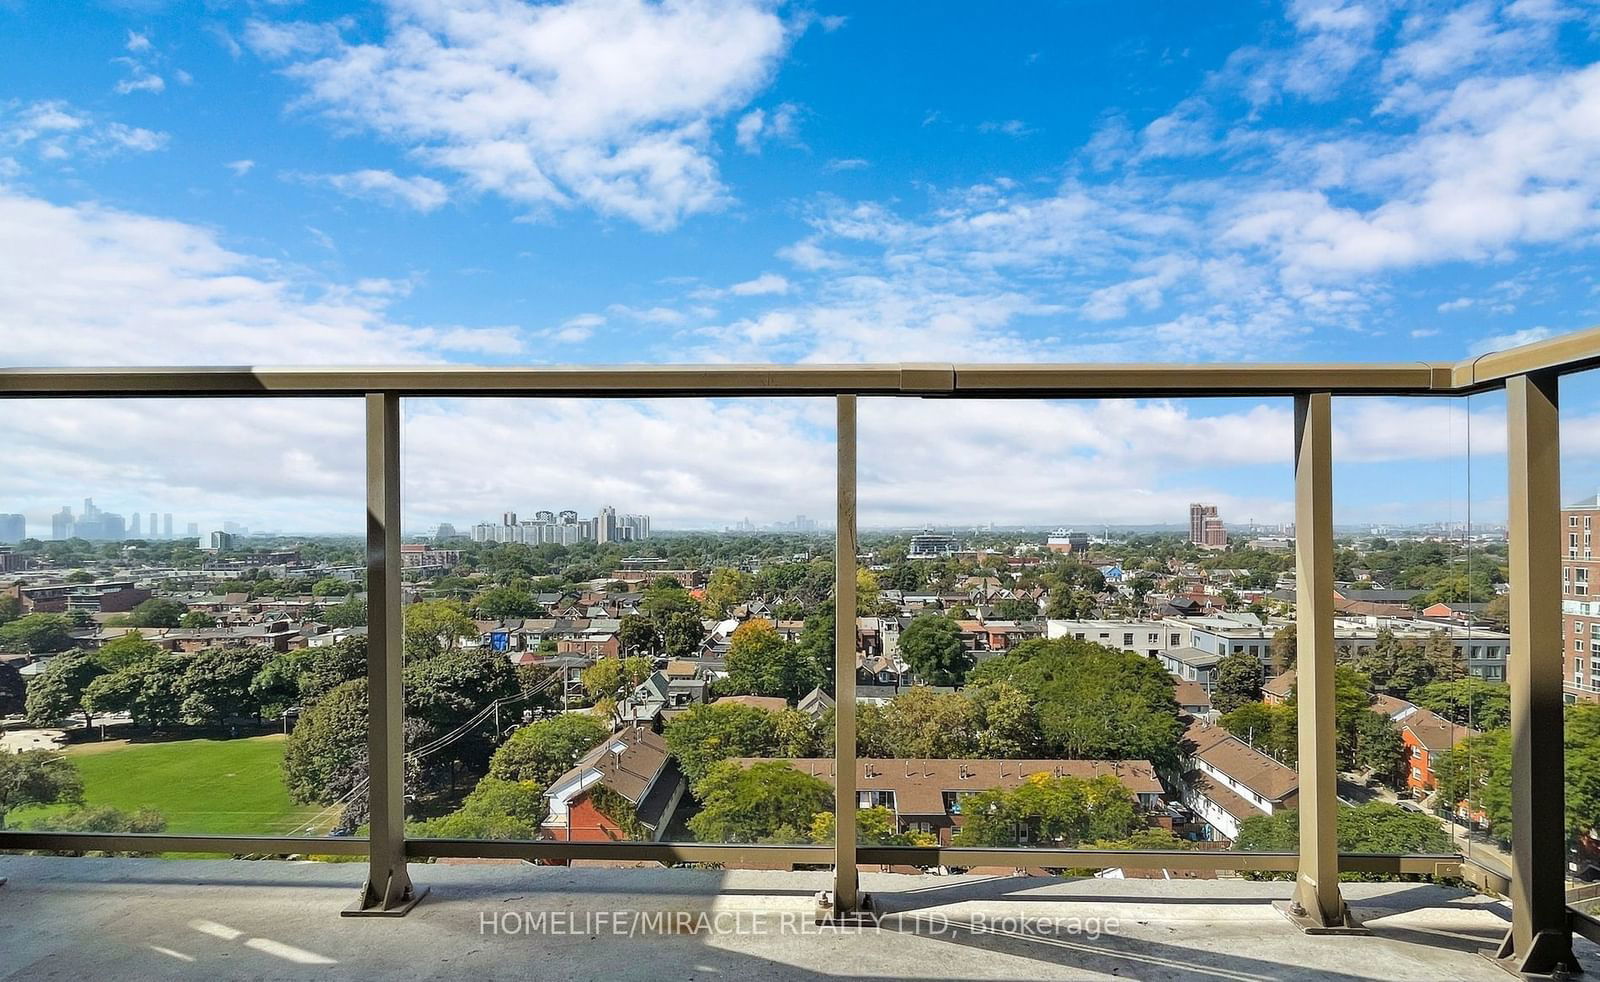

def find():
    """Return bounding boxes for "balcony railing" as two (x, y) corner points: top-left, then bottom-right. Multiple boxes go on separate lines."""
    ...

(3, 324), (1597, 972)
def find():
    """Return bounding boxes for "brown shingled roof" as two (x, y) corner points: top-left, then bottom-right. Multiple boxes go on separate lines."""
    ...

(1397, 706), (1480, 752)
(1184, 720), (1298, 803)
(551, 727), (672, 807)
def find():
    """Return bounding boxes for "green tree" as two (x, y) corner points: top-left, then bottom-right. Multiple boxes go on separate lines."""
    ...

(660, 610), (705, 660)
(408, 778), (548, 840)
(281, 678), (369, 805)
(179, 610), (217, 629)
(129, 597), (186, 628)
(855, 567), (880, 617)
(898, 614), (972, 686)
(971, 638), (1184, 770)
(83, 653), (188, 728)
(0, 613), (75, 653)
(990, 598), (1039, 621)
(1235, 802), (1453, 879)
(664, 702), (781, 783)
(297, 637), (368, 703)
(687, 760), (833, 844)
(617, 613), (662, 659)
(487, 713), (612, 786)
(970, 681), (1041, 757)
(94, 631), (159, 671)
(579, 656), (655, 705)
(23, 649), (107, 727)
(953, 773), (1140, 847)
(1219, 700), (1297, 764)
(0, 595), (21, 626)
(723, 619), (825, 703)
(177, 645), (275, 725)
(875, 686), (981, 758)
(311, 577), (352, 597)
(1270, 624), (1297, 673)
(1212, 652), (1263, 715)
(0, 750), (85, 828)
(808, 806), (931, 846)
(403, 599), (476, 661)
(322, 596), (367, 628)
(1353, 708), (1407, 786)
(250, 648), (315, 719)
(702, 568), (754, 618)
(1412, 677), (1510, 729)
(473, 586), (542, 619)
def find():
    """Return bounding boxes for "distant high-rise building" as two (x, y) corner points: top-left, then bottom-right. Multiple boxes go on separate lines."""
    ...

(502, 511), (517, 527)
(596, 505), (619, 544)
(0, 513), (24, 543)
(52, 506), (73, 540)
(436, 523), (458, 541)
(210, 530), (235, 551)
(186, 522), (199, 538)
(534, 510), (555, 523)
(163, 514), (173, 538)
(1189, 503), (1227, 549)
(149, 512), (159, 540)
(130, 512), (142, 536)
(559, 509), (578, 525)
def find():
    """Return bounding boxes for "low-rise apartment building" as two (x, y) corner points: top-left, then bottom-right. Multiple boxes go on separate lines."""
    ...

(1180, 720), (1299, 842)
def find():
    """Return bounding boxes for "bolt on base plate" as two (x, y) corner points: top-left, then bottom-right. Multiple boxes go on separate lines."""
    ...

(814, 890), (876, 926)
(1273, 899), (1369, 936)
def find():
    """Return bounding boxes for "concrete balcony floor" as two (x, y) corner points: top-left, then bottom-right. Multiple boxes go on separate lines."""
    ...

(1, 855), (1591, 981)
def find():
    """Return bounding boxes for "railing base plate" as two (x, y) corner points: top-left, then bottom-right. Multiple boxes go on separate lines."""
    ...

(342, 885), (429, 918)
(1273, 899), (1369, 935)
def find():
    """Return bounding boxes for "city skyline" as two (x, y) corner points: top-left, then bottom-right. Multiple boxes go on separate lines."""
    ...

(2, 4), (1600, 537)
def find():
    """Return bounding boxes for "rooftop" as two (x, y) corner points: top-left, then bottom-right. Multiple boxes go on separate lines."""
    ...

(1, 856), (1588, 981)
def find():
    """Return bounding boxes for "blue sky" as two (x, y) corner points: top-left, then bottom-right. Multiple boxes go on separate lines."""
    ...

(3, 0), (1600, 533)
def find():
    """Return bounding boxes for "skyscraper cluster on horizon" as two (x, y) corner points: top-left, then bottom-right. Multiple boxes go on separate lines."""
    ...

(41, 498), (187, 542)
(470, 505), (650, 546)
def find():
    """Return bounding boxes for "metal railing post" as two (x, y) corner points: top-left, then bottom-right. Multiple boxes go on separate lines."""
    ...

(825, 393), (862, 919)
(1497, 371), (1578, 973)
(1280, 392), (1362, 932)
(345, 393), (427, 916)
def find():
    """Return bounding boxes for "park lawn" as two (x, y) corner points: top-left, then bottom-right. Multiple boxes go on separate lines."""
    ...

(9, 733), (328, 837)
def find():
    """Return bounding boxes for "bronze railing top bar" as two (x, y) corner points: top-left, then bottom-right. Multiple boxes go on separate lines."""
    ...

(2, 324), (1597, 397)
(1455, 323), (1600, 390)
(0, 360), (1458, 398)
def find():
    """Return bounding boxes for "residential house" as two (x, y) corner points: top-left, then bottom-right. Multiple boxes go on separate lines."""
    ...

(541, 727), (686, 845)
(1180, 720), (1299, 842)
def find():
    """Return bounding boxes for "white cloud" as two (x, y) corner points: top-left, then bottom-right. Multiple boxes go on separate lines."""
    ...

(825, 158), (869, 171)
(978, 119), (1033, 137)
(728, 273), (789, 296)
(303, 169), (450, 212)
(1470, 325), (1555, 354)
(543, 312), (605, 343)
(249, 0), (793, 229)
(735, 102), (801, 153)
(0, 187), (517, 365)
(0, 100), (168, 169)
(225, 159), (255, 176)
(607, 303), (689, 325)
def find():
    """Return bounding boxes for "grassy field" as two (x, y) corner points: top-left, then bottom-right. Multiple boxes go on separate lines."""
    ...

(9, 733), (329, 837)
